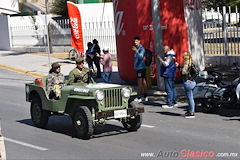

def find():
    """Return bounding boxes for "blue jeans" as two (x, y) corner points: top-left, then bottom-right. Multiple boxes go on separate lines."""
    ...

(183, 80), (196, 112)
(102, 72), (112, 83)
(164, 77), (177, 106)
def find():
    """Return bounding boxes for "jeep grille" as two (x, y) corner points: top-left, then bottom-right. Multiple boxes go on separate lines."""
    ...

(104, 89), (122, 108)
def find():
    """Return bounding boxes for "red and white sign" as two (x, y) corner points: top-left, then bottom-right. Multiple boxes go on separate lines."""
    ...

(67, 1), (84, 53)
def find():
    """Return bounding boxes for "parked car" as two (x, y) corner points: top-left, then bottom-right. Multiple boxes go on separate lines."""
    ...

(25, 76), (144, 139)
(203, 19), (225, 28)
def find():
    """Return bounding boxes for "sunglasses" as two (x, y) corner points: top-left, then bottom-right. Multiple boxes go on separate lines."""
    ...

(77, 61), (84, 64)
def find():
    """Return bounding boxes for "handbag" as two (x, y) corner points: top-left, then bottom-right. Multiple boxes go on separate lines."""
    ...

(189, 63), (198, 80)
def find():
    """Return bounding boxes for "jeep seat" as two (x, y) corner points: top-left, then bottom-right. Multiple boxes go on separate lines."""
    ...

(41, 76), (48, 90)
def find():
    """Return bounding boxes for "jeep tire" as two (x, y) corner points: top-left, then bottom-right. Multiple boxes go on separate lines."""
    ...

(122, 114), (142, 131)
(122, 101), (142, 131)
(30, 98), (49, 128)
(72, 106), (93, 139)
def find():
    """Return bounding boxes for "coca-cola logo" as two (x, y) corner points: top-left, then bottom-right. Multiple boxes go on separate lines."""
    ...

(113, 0), (125, 36)
(185, 0), (201, 10)
(70, 17), (80, 39)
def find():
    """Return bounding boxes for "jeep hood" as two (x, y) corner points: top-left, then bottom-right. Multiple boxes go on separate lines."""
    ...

(85, 83), (122, 89)
(64, 83), (128, 96)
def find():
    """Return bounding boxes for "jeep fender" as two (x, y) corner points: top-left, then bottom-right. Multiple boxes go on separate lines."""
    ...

(65, 96), (97, 116)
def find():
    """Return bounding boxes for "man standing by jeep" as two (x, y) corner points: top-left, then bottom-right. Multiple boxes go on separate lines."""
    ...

(157, 45), (177, 109)
(132, 36), (148, 103)
(68, 58), (93, 85)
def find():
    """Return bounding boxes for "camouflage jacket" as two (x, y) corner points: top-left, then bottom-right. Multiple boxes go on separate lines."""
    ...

(68, 67), (89, 85)
(46, 72), (65, 95)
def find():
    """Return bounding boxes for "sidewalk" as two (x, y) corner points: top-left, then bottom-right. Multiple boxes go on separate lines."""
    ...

(0, 50), (185, 98)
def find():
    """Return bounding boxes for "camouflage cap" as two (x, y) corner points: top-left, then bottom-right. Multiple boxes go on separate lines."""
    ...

(75, 57), (84, 63)
(51, 62), (60, 69)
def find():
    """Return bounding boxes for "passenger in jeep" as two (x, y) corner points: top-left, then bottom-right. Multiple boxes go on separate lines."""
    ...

(46, 62), (65, 99)
(68, 58), (93, 85)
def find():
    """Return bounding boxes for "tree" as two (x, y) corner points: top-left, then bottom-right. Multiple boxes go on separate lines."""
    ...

(202, 0), (229, 10)
(227, 0), (240, 9)
(50, 0), (112, 17)
(202, 0), (239, 12)
(17, 0), (36, 15)
(50, 0), (75, 17)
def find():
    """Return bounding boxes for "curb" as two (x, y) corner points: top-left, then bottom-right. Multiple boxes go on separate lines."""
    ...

(0, 64), (46, 78)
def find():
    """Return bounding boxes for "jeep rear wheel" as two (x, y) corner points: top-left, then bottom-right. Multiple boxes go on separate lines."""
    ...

(72, 106), (93, 139)
(122, 114), (142, 131)
(30, 98), (49, 128)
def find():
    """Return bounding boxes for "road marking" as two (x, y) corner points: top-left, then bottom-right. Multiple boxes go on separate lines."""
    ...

(5, 137), (48, 151)
(142, 124), (155, 128)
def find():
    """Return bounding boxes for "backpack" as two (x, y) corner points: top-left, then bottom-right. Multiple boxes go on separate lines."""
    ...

(189, 63), (199, 80)
(144, 49), (153, 66)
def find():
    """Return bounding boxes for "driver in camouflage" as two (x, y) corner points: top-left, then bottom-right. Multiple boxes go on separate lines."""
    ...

(68, 58), (93, 85)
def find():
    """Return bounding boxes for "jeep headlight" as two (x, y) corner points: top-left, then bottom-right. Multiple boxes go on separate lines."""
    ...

(121, 87), (131, 98)
(95, 90), (105, 101)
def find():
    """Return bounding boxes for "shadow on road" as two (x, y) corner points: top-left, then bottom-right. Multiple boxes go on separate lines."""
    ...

(17, 116), (130, 139)
(155, 111), (182, 117)
(178, 105), (240, 121)
(0, 52), (26, 57)
(0, 77), (33, 82)
(142, 101), (164, 107)
(211, 107), (240, 121)
(92, 124), (128, 139)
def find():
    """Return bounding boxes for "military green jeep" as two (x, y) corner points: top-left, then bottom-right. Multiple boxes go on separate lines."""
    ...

(25, 76), (144, 139)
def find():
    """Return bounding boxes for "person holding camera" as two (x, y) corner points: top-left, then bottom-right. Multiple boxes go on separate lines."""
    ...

(176, 51), (196, 118)
(132, 36), (148, 103)
(157, 45), (177, 109)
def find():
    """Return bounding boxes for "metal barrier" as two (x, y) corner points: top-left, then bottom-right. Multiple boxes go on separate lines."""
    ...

(203, 6), (240, 56)
(9, 5), (239, 57)
(10, 16), (117, 55)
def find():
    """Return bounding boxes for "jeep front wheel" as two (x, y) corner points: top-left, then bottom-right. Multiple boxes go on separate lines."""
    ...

(30, 98), (49, 128)
(72, 106), (93, 139)
(122, 114), (142, 131)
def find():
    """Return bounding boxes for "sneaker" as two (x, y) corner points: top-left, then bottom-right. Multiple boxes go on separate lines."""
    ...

(134, 97), (142, 103)
(173, 103), (178, 107)
(143, 97), (149, 102)
(162, 105), (173, 109)
(184, 112), (195, 118)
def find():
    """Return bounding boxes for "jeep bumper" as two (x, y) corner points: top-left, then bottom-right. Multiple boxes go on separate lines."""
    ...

(95, 107), (144, 119)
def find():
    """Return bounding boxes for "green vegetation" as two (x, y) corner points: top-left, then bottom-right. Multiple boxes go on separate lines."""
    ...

(202, 0), (240, 11)
(50, 0), (75, 17)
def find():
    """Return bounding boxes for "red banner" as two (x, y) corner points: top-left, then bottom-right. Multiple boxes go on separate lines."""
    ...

(67, 1), (84, 53)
